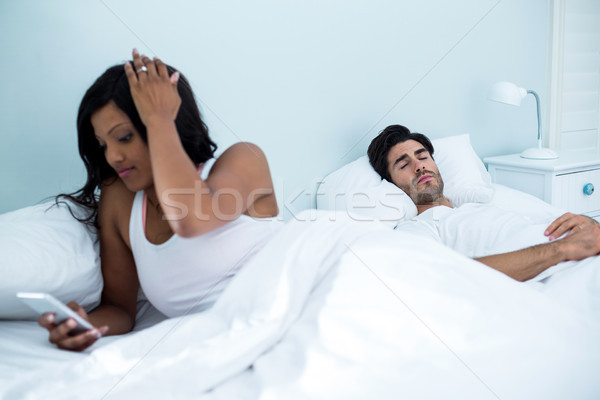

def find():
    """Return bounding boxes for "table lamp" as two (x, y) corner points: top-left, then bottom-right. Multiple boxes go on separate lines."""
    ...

(489, 81), (558, 159)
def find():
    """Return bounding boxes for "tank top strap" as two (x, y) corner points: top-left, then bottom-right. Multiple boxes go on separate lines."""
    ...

(130, 190), (145, 247)
(142, 191), (148, 231)
(200, 158), (216, 180)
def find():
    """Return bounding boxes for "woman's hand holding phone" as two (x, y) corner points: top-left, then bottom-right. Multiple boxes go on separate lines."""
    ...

(20, 293), (110, 352)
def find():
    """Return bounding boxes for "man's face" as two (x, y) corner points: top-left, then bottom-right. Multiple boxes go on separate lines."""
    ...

(386, 139), (445, 206)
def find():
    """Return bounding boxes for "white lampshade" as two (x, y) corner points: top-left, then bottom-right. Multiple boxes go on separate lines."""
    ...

(488, 80), (558, 160)
(488, 81), (527, 106)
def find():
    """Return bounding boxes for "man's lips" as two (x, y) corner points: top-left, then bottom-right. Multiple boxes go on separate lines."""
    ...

(417, 174), (433, 184)
(117, 167), (134, 178)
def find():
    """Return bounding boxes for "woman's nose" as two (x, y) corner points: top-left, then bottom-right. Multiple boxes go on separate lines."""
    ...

(105, 145), (125, 165)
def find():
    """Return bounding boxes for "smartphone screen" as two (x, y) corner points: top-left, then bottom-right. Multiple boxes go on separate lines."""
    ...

(16, 292), (95, 334)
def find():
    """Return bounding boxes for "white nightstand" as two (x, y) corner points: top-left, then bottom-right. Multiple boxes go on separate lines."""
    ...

(484, 151), (600, 219)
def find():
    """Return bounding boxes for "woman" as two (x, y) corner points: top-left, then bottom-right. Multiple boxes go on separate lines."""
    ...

(40, 49), (280, 351)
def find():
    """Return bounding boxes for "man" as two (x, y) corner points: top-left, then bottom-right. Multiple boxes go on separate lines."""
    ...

(368, 124), (600, 281)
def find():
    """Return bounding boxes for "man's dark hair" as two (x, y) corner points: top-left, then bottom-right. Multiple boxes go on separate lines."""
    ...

(367, 124), (434, 181)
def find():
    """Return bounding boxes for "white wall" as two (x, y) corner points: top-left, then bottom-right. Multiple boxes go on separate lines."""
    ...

(0, 0), (550, 218)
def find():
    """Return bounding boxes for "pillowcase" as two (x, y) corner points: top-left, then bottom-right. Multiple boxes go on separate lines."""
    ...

(432, 134), (494, 206)
(0, 201), (102, 320)
(316, 156), (416, 227)
(316, 134), (494, 226)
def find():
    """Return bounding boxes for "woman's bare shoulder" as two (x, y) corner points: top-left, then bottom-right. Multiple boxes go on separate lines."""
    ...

(98, 178), (136, 231)
(220, 142), (266, 159)
(211, 142), (278, 217)
(212, 142), (270, 176)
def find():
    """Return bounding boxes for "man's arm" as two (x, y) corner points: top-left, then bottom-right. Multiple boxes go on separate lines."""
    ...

(475, 223), (600, 281)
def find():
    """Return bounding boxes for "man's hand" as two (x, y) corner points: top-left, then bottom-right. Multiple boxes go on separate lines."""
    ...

(477, 212), (600, 281)
(553, 222), (600, 262)
(545, 212), (599, 240)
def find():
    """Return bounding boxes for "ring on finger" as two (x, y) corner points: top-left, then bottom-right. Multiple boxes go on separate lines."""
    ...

(136, 65), (148, 74)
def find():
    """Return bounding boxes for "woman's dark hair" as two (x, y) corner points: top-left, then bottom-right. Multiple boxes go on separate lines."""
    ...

(56, 63), (217, 230)
(367, 124), (434, 182)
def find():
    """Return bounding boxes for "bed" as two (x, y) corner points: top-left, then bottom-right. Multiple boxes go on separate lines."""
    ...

(1, 135), (599, 400)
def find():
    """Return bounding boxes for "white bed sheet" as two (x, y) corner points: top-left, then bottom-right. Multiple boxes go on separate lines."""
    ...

(396, 184), (576, 279)
(0, 298), (167, 388)
(488, 183), (565, 221)
(2, 204), (599, 400)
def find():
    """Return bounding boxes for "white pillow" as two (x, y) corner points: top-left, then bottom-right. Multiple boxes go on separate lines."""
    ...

(316, 134), (494, 226)
(0, 201), (102, 320)
(432, 134), (494, 206)
(316, 156), (416, 228)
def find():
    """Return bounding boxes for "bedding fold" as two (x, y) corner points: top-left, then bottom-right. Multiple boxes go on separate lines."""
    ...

(4, 210), (600, 400)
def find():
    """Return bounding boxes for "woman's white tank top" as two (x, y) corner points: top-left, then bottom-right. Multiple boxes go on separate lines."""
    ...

(129, 159), (280, 317)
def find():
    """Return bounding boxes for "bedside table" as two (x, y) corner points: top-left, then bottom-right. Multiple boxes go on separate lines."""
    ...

(484, 151), (600, 218)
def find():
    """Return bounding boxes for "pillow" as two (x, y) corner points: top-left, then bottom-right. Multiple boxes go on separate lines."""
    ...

(432, 134), (494, 206)
(0, 201), (102, 320)
(316, 134), (494, 226)
(316, 156), (416, 228)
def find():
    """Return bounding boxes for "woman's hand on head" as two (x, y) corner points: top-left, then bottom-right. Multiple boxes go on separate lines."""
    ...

(38, 302), (108, 352)
(124, 48), (181, 128)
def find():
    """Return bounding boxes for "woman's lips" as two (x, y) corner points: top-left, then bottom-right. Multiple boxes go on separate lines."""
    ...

(118, 167), (134, 178)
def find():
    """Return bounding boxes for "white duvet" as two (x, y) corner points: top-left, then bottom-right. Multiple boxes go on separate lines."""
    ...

(4, 210), (600, 400)
(395, 203), (552, 256)
(394, 202), (580, 280)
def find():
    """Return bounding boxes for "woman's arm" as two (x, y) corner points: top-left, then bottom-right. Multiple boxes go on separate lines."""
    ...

(91, 180), (140, 332)
(39, 181), (140, 351)
(124, 50), (277, 237)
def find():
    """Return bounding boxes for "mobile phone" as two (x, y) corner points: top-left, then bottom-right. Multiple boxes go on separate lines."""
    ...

(16, 292), (96, 335)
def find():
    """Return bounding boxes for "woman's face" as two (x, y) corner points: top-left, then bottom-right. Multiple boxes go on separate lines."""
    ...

(91, 101), (153, 192)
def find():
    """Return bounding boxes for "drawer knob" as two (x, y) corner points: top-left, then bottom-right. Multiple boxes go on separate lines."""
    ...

(583, 183), (595, 196)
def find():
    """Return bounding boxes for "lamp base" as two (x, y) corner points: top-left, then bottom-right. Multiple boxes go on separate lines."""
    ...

(520, 147), (558, 160)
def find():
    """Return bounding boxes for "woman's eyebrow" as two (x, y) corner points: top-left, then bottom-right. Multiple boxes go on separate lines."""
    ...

(96, 122), (129, 140)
